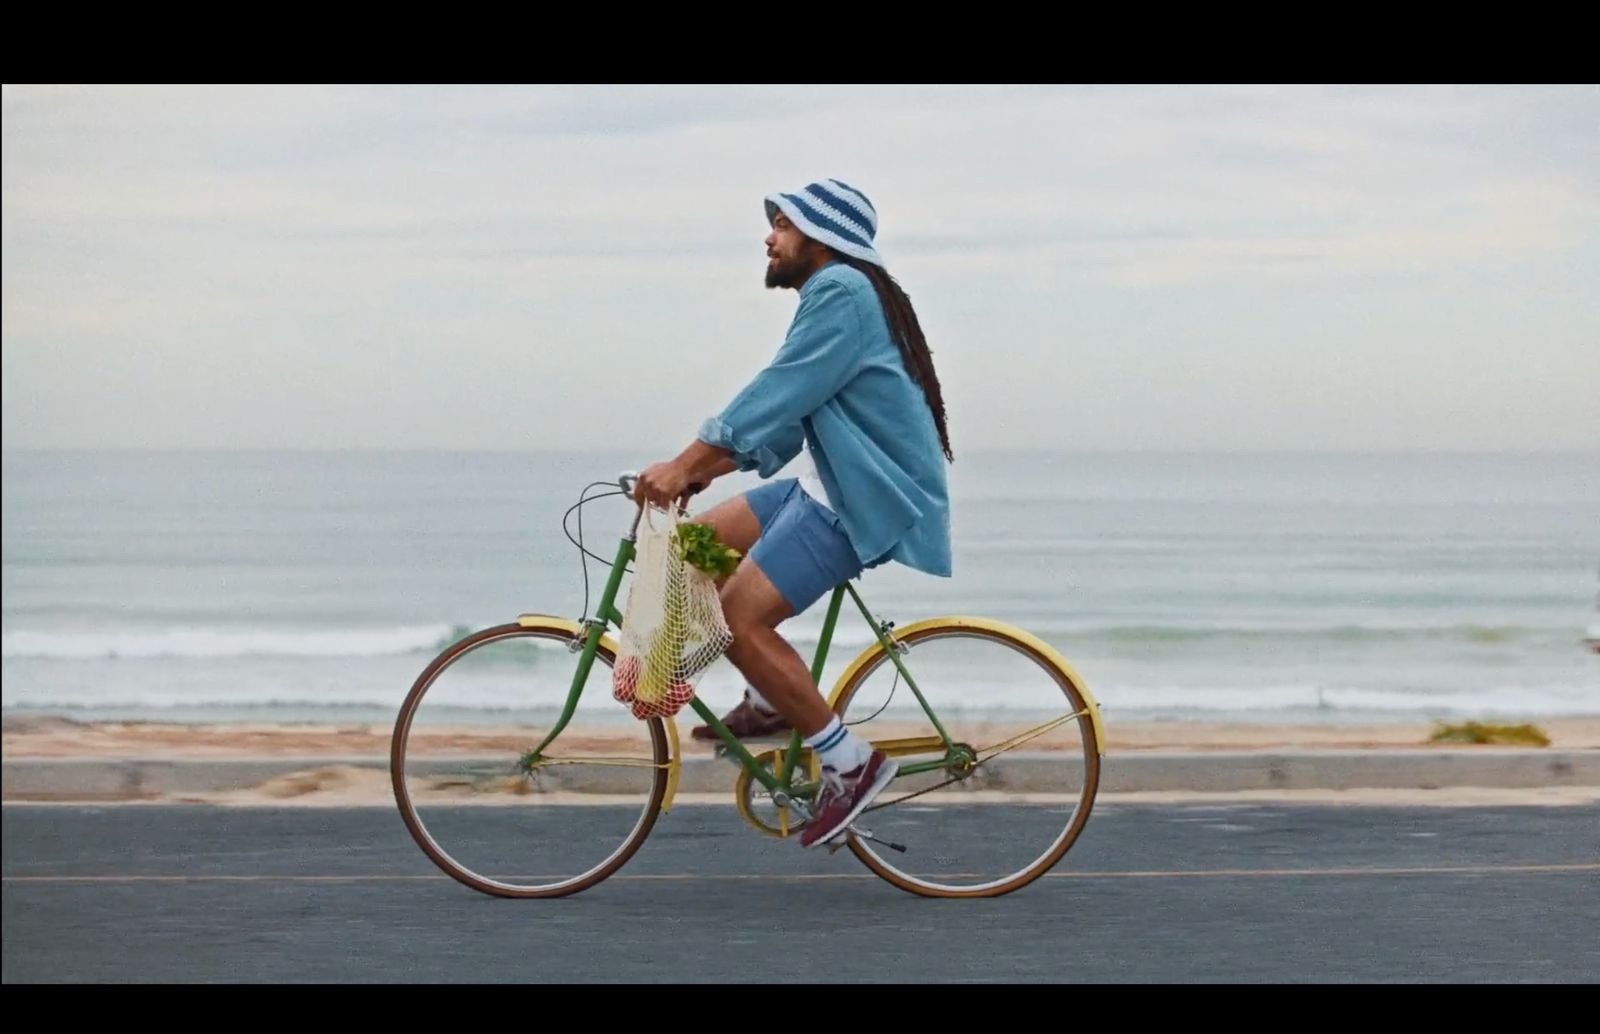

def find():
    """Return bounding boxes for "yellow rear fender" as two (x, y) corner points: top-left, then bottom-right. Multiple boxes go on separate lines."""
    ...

(825, 615), (1106, 757)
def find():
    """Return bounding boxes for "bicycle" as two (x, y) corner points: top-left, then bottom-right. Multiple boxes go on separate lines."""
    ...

(391, 472), (1106, 898)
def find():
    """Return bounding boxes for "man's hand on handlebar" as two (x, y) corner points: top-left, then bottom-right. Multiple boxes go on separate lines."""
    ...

(631, 460), (706, 511)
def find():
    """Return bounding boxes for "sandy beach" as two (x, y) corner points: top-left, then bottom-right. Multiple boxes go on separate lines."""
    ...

(7, 714), (1599, 759)
(5, 715), (1596, 808)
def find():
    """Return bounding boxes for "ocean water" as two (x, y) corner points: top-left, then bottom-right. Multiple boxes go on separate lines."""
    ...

(2, 449), (1596, 724)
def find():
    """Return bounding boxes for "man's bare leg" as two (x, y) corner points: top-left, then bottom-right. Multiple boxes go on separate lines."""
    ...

(717, 558), (834, 736)
(719, 552), (894, 848)
(681, 492), (797, 738)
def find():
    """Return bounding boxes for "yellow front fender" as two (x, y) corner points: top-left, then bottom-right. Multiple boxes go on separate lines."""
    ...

(516, 614), (683, 813)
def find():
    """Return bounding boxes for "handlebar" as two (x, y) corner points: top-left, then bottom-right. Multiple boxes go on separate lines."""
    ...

(617, 470), (706, 512)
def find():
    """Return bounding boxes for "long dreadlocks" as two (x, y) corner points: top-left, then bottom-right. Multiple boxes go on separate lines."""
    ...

(837, 254), (954, 463)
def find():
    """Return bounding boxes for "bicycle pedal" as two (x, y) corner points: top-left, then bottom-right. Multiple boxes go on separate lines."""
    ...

(849, 824), (908, 854)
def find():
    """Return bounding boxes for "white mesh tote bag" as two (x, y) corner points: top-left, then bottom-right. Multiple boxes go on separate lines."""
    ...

(612, 503), (738, 720)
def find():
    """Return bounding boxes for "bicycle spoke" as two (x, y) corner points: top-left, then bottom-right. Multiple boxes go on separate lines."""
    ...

(974, 709), (1089, 759)
(529, 756), (671, 769)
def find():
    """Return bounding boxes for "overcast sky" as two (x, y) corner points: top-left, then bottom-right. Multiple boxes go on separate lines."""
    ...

(3, 84), (1597, 453)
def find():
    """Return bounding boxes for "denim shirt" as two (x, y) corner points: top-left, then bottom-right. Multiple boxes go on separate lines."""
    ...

(697, 261), (953, 578)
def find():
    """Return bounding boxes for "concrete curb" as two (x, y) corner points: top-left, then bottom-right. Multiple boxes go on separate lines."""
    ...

(4, 750), (1598, 800)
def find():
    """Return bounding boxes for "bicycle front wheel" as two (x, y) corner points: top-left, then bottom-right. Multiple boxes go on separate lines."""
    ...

(829, 619), (1103, 898)
(391, 620), (671, 898)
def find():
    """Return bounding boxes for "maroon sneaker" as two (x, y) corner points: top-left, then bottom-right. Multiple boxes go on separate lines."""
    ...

(799, 750), (899, 848)
(690, 693), (792, 742)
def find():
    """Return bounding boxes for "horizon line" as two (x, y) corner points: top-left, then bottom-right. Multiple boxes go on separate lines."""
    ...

(4, 445), (1598, 458)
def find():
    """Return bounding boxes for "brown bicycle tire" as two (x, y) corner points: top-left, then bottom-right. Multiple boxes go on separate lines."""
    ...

(390, 622), (669, 898)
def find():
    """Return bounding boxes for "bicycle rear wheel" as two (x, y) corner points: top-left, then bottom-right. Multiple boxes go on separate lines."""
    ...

(828, 618), (1102, 898)
(391, 619), (670, 898)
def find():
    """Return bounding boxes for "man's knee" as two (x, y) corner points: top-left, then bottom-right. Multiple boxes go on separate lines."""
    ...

(719, 560), (792, 636)
(720, 587), (768, 640)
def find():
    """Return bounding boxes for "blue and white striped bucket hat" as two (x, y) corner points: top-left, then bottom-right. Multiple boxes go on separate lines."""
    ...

(764, 178), (884, 268)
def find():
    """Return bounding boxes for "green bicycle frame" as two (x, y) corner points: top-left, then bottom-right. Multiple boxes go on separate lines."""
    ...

(524, 510), (962, 800)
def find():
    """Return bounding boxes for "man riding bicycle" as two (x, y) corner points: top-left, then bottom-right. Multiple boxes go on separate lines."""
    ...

(631, 178), (954, 848)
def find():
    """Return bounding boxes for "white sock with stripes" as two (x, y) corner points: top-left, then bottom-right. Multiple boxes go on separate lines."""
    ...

(804, 716), (872, 774)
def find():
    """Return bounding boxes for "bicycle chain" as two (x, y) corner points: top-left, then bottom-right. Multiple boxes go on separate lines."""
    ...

(861, 746), (1003, 814)
(860, 712), (1085, 814)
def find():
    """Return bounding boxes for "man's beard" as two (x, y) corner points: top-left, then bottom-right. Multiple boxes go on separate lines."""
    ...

(765, 254), (805, 289)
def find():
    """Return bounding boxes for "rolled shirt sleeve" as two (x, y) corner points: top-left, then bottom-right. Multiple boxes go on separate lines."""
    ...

(697, 278), (864, 477)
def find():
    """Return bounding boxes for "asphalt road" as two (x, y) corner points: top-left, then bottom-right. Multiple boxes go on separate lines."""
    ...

(4, 802), (1596, 983)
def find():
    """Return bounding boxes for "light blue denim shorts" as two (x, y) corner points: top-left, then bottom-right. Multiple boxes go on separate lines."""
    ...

(743, 478), (864, 615)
